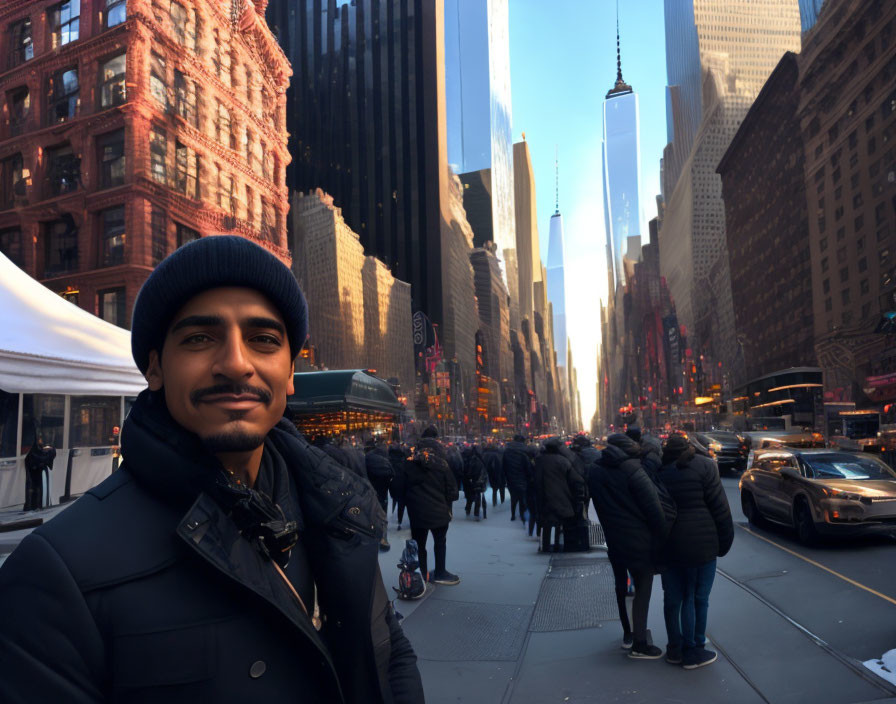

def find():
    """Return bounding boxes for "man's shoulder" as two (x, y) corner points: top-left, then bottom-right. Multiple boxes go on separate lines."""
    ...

(27, 469), (182, 591)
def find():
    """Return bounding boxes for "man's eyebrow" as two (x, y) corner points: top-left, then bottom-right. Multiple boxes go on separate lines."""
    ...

(246, 317), (286, 335)
(170, 315), (224, 333)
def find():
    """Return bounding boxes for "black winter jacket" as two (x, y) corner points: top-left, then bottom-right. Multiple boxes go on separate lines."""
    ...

(461, 447), (488, 495)
(365, 447), (395, 497)
(535, 441), (586, 526)
(639, 435), (663, 477)
(589, 434), (668, 571)
(483, 447), (505, 489)
(502, 441), (533, 493)
(392, 440), (458, 530)
(0, 390), (423, 704)
(387, 445), (409, 503)
(445, 445), (464, 489)
(657, 447), (734, 567)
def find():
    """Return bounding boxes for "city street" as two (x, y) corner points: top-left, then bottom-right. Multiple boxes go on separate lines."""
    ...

(377, 479), (896, 704)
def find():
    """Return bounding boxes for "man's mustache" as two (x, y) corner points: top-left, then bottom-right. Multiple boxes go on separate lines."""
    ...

(190, 383), (273, 406)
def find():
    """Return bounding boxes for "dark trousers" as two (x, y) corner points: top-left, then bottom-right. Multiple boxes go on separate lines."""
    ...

(392, 499), (406, 525)
(610, 556), (654, 643)
(465, 492), (486, 518)
(509, 489), (527, 520)
(23, 468), (45, 511)
(541, 523), (562, 551)
(410, 523), (448, 579)
(491, 486), (505, 506)
(661, 560), (717, 653)
(526, 487), (538, 536)
(609, 554), (633, 637)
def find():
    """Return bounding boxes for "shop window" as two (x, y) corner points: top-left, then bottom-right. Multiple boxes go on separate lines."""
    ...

(44, 218), (78, 276)
(49, 0), (80, 48)
(21, 395), (65, 453)
(151, 206), (167, 264)
(175, 222), (198, 248)
(7, 17), (33, 69)
(150, 126), (167, 185)
(99, 205), (125, 266)
(46, 143), (80, 196)
(0, 390), (20, 457)
(69, 396), (120, 446)
(98, 129), (125, 189)
(0, 227), (23, 267)
(104, 0), (126, 28)
(100, 53), (126, 107)
(7, 86), (30, 137)
(48, 68), (79, 124)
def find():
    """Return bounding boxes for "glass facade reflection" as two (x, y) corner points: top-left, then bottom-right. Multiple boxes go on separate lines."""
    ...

(546, 212), (567, 369)
(799, 0), (827, 31)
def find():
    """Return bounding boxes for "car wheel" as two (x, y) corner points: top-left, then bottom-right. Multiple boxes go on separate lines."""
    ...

(794, 500), (819, 545)
(741, 492), (764, 528)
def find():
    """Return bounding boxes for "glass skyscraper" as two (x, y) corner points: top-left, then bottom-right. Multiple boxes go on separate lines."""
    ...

(799, 0), (826, 32)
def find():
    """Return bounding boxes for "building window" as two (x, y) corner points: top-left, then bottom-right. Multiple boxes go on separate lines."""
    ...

(44, 218), (78, 276)
(7, 18), (33, 69)
(151, 207), (167, 264)
(105, 0), (126, 28)
(821, 257), (829, 273)
(170, 1), (187, 43)
(860, 279), (870, 295)
(150, 126), (167, 185)
(99, 53), (126, 108)
(261, 199), (276, 241)
(46, 144), (79, 196)
(855, 215), (864, 231)
(245, 184), (254, 225)
(98, 287), (126, 327)
(49, 0), (80, 48)
(176, 222), (198, 248)
(7, 86), (30, 137)
(839, 267), (849, 283)
(150, 53), (167, 108)
(859, 257), (868, 272)
(0, 153), (25, 209)
(822, 279), (830, 294)
(174, 141), (198, 198)
(0, 227), (23, 267)
(217, 170), (234, 214)
(215, 102), (231, 147)
(862, 302), (872, 320)
(174, 70), (197, 126)
(99, 205), (125, 266)
(48, 68), (79, 124)
(98, 129), (125, 189)
(841, 289), (850, 306)
(825, 297), (832, 312)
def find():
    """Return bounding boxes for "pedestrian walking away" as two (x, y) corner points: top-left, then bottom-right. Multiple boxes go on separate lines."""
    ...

(483, 441), (506, 506)
(657, 433), (734, 669)
(461, 443), (488, 520)
(534, 438), (585, 552)
(0, 236), (424, 704)
(590, 433), (669, 659)
(365, 437), (395, 551)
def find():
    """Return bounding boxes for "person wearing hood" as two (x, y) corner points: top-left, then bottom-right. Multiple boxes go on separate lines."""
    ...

(445, 442), (465, 494)
(482, 441), (506, 506)
(502, 434), (533, 523)
(534, 438), (586, 553)
(0, 236), (423, 703)
(656, 434), (734, 669)
(590, 433), (669, 659)
(461, 444), (488, 520)
(392, 426), (461, 585)
(23, 432), (56, 511)
(364, 438), (395, 552)
(639, 434), (663, 478)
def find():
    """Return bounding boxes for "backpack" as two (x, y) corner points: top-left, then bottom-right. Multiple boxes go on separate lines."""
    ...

(393, 539), (426, 600)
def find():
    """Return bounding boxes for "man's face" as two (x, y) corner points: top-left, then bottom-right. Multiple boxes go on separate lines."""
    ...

(145, 287), (295, 452)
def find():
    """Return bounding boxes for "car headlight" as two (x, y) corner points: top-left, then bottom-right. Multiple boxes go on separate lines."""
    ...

(822, 487), (862, 501)
(709, 441), (723, 452)
(736, 434), (744, 443)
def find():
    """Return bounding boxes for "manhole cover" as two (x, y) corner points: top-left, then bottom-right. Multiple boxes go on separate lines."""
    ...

(530, 561), (618, 631)
(401, 598), (532, 661)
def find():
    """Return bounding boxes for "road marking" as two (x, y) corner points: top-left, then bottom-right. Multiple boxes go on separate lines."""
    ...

(738, 524), (896, 608)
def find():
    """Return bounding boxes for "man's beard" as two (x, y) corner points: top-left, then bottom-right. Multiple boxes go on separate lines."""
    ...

(201, 430), (265, 454)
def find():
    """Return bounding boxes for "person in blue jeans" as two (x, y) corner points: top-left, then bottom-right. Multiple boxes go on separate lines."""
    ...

(657, 434), (734, 669)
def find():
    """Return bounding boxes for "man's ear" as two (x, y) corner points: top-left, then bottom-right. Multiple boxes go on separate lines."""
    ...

(146, 350), (164, 391)
(286, 360), (295, 396)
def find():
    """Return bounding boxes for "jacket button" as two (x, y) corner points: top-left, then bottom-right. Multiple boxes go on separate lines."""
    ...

(249, 660), (266, 678)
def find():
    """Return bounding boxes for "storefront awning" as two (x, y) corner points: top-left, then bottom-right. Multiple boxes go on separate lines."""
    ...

(288, 370), (402, 415)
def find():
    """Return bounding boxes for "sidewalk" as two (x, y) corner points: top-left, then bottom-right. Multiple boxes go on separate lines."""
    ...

(379, 495), (896, 704)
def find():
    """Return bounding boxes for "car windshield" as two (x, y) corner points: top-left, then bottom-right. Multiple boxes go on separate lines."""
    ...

(803, 454), (896, 481)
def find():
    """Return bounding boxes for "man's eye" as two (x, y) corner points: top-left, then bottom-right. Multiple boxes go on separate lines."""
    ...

(252, 334), (282, 346)
(183, 333), (212, 344)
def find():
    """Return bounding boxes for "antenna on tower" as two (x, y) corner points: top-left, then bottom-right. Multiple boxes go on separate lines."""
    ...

(616, 0), (623, 83)
(554, 145), (559, 214)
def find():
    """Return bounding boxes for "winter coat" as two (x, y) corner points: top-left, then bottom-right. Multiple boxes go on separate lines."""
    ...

(444, 445), (464, 489)
(365, 447), (395, 498)
(589, 433), (668, 571)
(387, 445), (409, 503)
(25, 442), (56, 473)
(502, 441), (533, 494)
(534, 440), (586, 526)
(657, 446), (734, 567)
(639, 435), (663, 477)
(571, 446), (601, 482)
(482, 446), (505, 489)
(392, 438), (458, 530)
(461, 447), (488, 495)
(316, 440), (368, 481)
(0, 390), (423, 704)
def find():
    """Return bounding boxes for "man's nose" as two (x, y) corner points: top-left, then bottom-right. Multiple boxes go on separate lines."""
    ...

(212, 331), (254, 379)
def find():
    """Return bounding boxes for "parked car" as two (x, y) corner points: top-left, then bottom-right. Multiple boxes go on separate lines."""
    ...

(743, 430), (826, 468)
(739, 448), (896, 544)
(694, 431), (748, 475)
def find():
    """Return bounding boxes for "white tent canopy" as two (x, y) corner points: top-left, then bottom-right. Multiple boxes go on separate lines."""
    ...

(0, 252), (146, 396)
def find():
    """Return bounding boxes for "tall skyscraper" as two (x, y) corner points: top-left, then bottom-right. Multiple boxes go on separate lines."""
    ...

(513, 139), (539, 321)
(546, 158), (568, 392)
(799, 0), (827, 31)
(602, 21), (642, 293)
(444, 0), (518, 327)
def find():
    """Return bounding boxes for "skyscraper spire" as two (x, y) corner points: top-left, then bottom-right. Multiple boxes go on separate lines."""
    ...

(616, 0), (623, 84)
(554, 145), (559, 214)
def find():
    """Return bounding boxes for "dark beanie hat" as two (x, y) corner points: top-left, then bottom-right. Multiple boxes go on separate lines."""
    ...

(421, 425), (439, 438)
(131, 235), (308, 374)
(625, 425), (642, 442)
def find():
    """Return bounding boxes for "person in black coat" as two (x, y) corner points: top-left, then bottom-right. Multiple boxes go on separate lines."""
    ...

(503, 435), (532, 523)
(445, 442), (464, 492)
(0, 236), (423, 704)
(313, 435), (368, 481)
(365, 438), (395, 551)
(392, 426), (461, 585)
(534, 439), (586, 552)
(388, 442), (410, 528)
(590, 433), (669, 659)
(483, 441), (505, 506)
(461, 444), (488, 520)
(656, 434), (734, 669)
(23, 433), (56, 510)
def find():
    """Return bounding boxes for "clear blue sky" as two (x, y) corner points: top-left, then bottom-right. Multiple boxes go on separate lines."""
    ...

(508, 0), (668, 428)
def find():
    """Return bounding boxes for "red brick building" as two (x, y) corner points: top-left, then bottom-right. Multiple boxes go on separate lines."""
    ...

(0, 0), (290, 327)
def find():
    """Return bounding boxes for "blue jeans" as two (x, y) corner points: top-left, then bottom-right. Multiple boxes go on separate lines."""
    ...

(661, 559), (717, 652)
